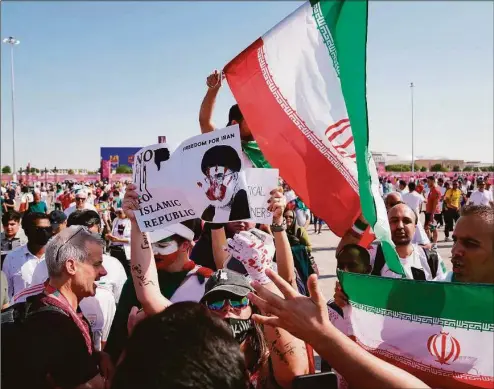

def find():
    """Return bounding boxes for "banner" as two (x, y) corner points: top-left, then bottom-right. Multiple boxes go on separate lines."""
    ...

(339, 271), (494, 389)
(101, 160), (111, 181)
(224, 0), (403, 274)
(131, 126), (276, 231)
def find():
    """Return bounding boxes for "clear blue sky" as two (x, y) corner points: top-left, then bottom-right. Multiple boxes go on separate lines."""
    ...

(1, 1), (492, 170)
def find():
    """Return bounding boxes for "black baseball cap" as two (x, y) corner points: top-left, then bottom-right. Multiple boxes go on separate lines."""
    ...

(49, 210), (67, 229)
(200, 269), (254, 303)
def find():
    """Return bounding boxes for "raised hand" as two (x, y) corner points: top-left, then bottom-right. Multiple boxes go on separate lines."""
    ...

(225, 228), (275, 284)
(206, 70), (223, 90)
(267, 187), (286, 225)
(249, 269), (331, 345)
(122, 184), (139, 222)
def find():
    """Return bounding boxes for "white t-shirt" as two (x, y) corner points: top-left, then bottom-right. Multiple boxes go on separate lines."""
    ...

(111, 218), (132, 259)
(412, 222), (431, 246)
(469, 190), (493, 206)
(64, 202), (97, 217)
(402, 191), (424, 214)
(438, 186), (446, 210)
(79, 286), (116, 352)
(2, 245), (46, 300)
(97, 254), (128, 303)
(368, 243), (446, 280)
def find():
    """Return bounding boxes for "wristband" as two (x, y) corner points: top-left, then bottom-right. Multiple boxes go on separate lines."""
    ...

(271, 220), (286, 232)
(351, 219), (368, 236)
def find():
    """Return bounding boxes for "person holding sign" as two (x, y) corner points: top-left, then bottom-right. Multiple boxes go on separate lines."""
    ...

(119, 184), (309, 388)
(105, 185), (214, 364)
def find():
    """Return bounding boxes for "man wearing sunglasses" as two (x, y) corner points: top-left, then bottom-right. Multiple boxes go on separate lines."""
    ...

(2, 212), (52, 300)
(64, 188), (97, 218)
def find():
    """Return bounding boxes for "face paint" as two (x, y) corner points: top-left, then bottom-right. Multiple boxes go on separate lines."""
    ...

(152, 241), (179, 270)
(224, 317), (253, 344)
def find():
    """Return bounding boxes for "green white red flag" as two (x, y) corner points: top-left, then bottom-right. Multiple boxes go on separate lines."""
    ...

(224, 0), (402, 274)
(340, 271), (494, 389)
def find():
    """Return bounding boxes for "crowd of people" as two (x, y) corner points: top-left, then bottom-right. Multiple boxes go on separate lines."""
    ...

(0, 72), (493, 389)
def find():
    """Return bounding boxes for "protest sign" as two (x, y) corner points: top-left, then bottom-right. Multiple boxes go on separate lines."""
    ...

(174, 126), (251, 223)
(132, 144), (195, 231)
(243, 168), (279, 224)
(132, 126), (255, 231)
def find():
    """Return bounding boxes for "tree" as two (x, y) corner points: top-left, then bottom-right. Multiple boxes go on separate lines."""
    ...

(481, 166), (494, 172)
(420, 166), (427, 172)
(116, 165), (132, 174)
(67, 169), (75, 175)
(463, 166), (474, 172)
(452, 166), (461, 172)
(2, 165), (12, 174)
(430, 163), (443, 172)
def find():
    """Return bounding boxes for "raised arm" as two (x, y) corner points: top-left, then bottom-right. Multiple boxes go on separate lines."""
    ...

(199, 70), (222, 133)
(210, 224), (230, 269)
(123, 185), (170, 315)
(226, 230), (309, 388)
(250, 270), (429, 389)
(268, 188), (297, 288)
(336, 215), (369, 254)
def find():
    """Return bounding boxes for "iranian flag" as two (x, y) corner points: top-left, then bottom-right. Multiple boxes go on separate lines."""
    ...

(340, 271), (494, 388)
(225, 0), (402, 272)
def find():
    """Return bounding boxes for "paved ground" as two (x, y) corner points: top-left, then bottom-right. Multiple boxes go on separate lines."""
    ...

(309, 218), (454, 300)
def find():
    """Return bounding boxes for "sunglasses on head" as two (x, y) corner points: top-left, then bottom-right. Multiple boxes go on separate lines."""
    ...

(206, 296), (249, 311)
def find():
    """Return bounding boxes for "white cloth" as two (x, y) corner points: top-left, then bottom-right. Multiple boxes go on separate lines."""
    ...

(434, 271), (454, 283)
(110, 218), (132, 259)
(411, 222), (430, 246)
(368, 243), (446, 280)
(402, 191), (424, 214)
(469, 190), (493, 206)
(169, 266), (208, 303)
(2, 245), (46, 300)
(438, 186), (446, 211)
(79, 287), (116, 352)
(97, 254), (128, 303)
(64, 202), (97, 217)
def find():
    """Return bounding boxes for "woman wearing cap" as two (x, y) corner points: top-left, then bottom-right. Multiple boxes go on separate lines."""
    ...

(122, 184), (309, 388)
(104, 210), (214, 364)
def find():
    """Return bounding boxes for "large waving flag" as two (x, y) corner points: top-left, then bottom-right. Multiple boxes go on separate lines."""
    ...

(340, 271), (494, 389)
(224, 0), (402, 273)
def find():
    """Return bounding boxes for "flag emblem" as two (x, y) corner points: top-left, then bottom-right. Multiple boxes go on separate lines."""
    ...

(427, 331), (461, 365)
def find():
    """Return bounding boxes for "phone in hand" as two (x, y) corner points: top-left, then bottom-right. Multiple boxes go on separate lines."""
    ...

(292, 372), (338, 389)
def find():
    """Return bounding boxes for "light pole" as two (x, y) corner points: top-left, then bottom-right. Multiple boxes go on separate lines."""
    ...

(2, 36), (20, 177)
(410, 82), (415, 173)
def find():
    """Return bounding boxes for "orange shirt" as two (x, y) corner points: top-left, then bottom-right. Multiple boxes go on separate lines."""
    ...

(426, 186), (442, 214)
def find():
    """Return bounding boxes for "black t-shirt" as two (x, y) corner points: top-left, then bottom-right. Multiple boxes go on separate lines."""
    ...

(19, 300), (99, 389)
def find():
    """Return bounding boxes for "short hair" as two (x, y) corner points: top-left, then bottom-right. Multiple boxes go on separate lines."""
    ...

(67, 210), (101, 229)
(45, 226), (104, 277)
(21, 212), (49, 233)
(336, 244), (370, 267)
(427, 176), (435, 181)
(388, 202), (418, 225)
(399, 180), (407, 187)
(112, 302), (249, 389)
(2, 210), (21, 226)
(227, 104), (243, 126)
(460, 205), (494, 226)
(408, 182), (416, 192)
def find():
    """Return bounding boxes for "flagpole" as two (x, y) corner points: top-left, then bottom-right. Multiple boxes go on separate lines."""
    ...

(410, 82), (415, 173)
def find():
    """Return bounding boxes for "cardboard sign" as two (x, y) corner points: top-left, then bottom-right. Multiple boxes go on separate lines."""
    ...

(132, 127), (260, 231)
(243, 168), (279, 225)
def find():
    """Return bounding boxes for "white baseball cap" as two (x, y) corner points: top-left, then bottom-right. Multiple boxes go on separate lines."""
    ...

(149, 223), (194, 243)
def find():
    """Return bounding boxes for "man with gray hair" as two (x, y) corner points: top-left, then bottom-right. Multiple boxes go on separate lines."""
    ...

(64, 188), (97, 217)
(3, 226), (112, 389)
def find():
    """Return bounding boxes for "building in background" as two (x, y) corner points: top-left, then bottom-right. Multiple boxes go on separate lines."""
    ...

(100, 147), (142, 169)
(414, 159), (465, 171)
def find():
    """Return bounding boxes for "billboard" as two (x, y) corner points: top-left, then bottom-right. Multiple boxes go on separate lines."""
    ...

(100, 147), (142, 168)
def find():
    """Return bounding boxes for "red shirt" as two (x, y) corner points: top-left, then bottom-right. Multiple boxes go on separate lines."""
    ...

(426, 186), (442, 214)
(58, 193), (73, 210)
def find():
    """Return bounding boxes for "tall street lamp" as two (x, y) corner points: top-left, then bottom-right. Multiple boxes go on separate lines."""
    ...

(2, 36), (20, 177)
(410, 82), (415, 173)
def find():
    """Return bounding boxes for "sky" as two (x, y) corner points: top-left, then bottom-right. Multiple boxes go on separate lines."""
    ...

(1, 1), (493, 170)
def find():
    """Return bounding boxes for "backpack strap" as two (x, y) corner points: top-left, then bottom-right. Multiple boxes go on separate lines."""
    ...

(371, 243), (386, 276)
(422, 247), (439, 279)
